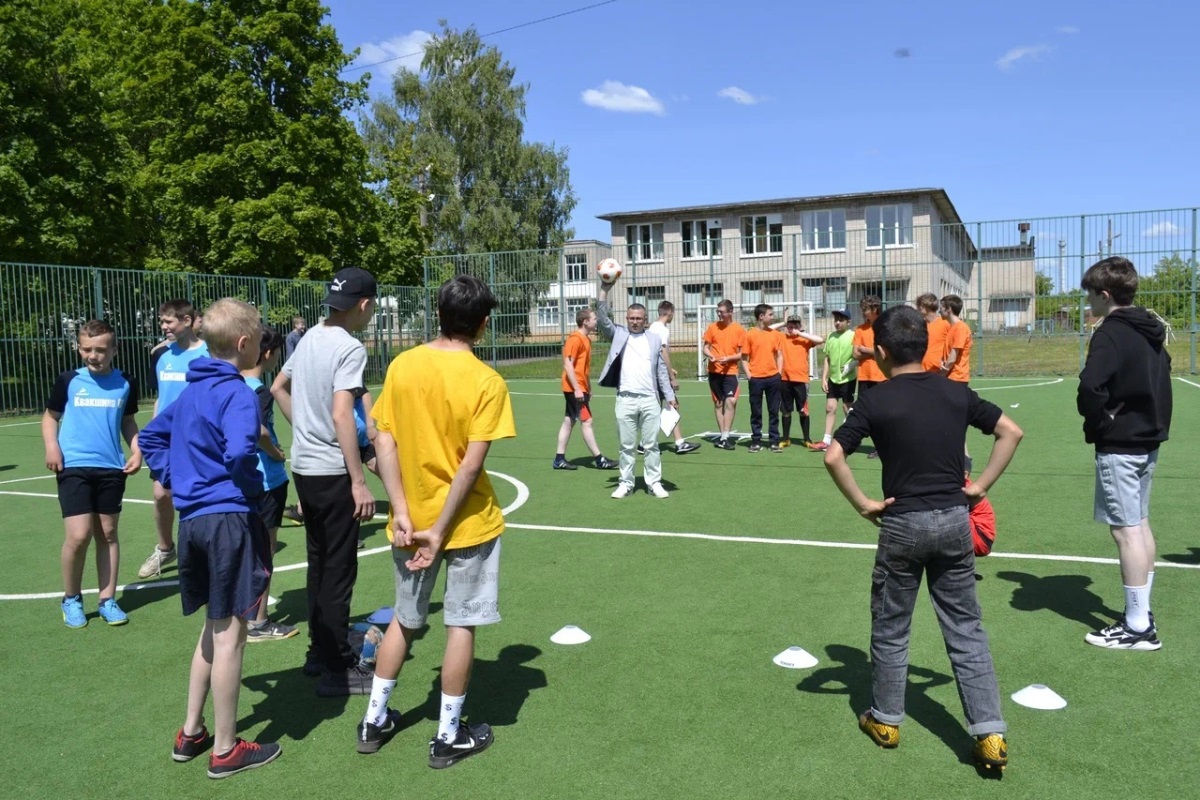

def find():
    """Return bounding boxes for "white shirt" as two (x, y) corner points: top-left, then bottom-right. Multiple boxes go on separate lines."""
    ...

(648, 320), (670, 346)
(619, 333), (656, 396)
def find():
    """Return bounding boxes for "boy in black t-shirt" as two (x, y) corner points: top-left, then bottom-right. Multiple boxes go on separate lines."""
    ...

(823, 305), (1023, 772)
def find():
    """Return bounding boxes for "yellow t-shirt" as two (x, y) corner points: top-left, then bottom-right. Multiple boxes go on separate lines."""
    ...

(371, 345), (517, 550)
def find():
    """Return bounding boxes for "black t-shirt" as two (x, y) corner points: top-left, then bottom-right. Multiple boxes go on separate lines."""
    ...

(833, 372), (1002, 514)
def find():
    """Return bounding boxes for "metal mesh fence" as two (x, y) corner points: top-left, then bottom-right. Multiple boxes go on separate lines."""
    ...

(2, 207), (1196, 415)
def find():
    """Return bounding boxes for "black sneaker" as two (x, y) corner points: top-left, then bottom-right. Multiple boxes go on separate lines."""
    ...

(748, 443), (762, 453)
(1084, 619), (1162, 651)
(769, 444), (783, 453)
(867, 450), (880, 460)
(552, 458), (577, 471)
(357, 708), (402, 754)
(675, 441), (700, 454)
(716, 438), (735, 450)
(207, 739), (282, 779)
(635, 446), (646, 456)
(316, 662), (375, 696)
(594, 456), (618, 469)
(303, 656), (324, 677)
(429, 722), (494, 769)
(173, 725), (212, 762)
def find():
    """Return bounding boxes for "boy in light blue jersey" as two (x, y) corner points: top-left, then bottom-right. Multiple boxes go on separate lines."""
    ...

(139, 299), (210, 579)
(42, 320), (142, 627)
(242, 324), (298, 642)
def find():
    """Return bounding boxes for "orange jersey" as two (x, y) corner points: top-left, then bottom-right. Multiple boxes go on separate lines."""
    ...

(744, 328), (783, 378)
(704, 321), (747, 376)
(560, 330), (591, 393)
(943, 320), (972, 382)
(781, 332), (815, 383)
(853, 322), (886, 383)
(923, 317), (951, 372)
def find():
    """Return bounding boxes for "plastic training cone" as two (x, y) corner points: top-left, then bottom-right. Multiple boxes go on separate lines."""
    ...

(267, 595), (278, 606)
(367, 606), (394, 625)
(1011, 684), (1066, 710)
(551, 625), (591, 645)
(773, 646), (818, 669)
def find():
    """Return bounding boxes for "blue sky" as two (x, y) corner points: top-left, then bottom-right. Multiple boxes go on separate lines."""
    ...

(325, 0), (1199, 245)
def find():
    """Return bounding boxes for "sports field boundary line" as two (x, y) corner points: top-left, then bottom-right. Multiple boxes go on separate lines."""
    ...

(1175, 376), (1200, 389)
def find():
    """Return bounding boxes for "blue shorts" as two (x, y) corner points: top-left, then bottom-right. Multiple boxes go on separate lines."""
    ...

(178, 511), (272, 620)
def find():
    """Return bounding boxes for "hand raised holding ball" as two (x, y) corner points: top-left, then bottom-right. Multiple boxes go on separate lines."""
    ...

(596, 257), (622, 285)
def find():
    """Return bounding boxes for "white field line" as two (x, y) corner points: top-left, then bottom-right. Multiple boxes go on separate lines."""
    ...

(0, 470), (530, 600)
(1175, 377), (1200, 389)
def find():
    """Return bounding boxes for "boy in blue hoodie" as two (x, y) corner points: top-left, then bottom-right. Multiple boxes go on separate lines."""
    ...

(139, 299), (281, 779)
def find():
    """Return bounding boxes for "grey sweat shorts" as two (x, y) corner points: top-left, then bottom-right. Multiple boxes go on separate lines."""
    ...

(392, 536), (502, 628)
(1094, 450), (1158, 527)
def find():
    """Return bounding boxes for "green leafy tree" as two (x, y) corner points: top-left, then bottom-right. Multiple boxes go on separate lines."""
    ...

(1138, 253), (1198, 330)
(0, 0), (140, 265)
(366, 22), (577, 335)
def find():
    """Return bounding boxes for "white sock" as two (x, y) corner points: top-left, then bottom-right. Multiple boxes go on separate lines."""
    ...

(1124, 584), (1151, 632)
(437, 693), (466, 742)
(675, 438), (685, 446)
(823, 434), (832, 445)
(364, 677), (396, 727)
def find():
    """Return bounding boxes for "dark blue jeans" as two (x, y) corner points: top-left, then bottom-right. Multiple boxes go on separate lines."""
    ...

(748, 375), (781, 445)
(869, 506), (1006, 736)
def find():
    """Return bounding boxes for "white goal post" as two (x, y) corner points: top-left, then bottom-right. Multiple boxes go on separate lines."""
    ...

(694, 301), (817, 381)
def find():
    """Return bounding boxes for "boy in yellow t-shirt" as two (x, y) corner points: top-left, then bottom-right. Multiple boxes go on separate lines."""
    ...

(358, 275), (516, 768)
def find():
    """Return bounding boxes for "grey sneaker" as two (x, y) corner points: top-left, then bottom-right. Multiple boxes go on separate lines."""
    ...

(748, 443), (762, 453)
(138, 546), (177, 579)
(247, 620), (299, 643)
(769, 444), (783, 453)
(675, 442), (700, 454)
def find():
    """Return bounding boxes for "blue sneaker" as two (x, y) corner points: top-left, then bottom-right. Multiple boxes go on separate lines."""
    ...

(62, 595), (87, 628)
(97, 597), (129, 626)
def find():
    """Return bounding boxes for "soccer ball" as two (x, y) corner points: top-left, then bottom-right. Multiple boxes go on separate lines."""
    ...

(597, 257), (622, 284)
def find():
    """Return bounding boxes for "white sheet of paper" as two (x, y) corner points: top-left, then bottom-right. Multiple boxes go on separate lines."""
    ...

(659, 406), (681, 437)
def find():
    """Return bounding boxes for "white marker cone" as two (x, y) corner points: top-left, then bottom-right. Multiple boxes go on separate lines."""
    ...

(551, 625), (591, 645)
(773, 646), (818, 669)
(267, 595), (278, 606)
(1011, 684), (1066, 710)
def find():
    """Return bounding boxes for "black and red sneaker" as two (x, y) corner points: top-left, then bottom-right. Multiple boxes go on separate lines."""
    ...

(172, 726), (212, 762)
(207, 739), (282, 779)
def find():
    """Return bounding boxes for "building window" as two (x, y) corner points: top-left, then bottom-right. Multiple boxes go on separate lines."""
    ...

(682, 220), (723, 258)
(740, 214), (783, 255)
(801, 277), (847, 313)
(627, 285), (666, 308)
(625, 223), (664, 261)
(564, 253), (588, 282)
(801, 209), (847, 251)
(682, 283), (724, 322)
(852, 279), (910, 309)
(537, 298), (591, 327)
(740, 280), (784, 323)
(866, 203), (913, 248)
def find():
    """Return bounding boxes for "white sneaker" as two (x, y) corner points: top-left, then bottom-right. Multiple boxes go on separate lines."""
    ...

(611, 484), (633, 499)
(648, 483), (669, 499)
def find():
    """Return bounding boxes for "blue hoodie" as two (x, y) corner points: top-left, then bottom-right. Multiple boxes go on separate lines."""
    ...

(139, 357), (263, 521)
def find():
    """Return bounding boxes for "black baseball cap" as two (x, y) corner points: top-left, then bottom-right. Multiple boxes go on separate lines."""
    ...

(322, 267), (377, 311)
(831, 308), (852, 320)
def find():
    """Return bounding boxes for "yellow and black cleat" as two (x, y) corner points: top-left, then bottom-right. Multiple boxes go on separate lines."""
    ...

(858, 711), (899, 749)
(972, 733), (1007, 771)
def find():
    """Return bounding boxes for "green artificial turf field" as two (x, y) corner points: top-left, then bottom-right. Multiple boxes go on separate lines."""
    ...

(0, 376), (1196, 799)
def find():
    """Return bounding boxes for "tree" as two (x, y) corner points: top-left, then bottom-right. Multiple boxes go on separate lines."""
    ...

(364, 22), (576, 336)
(0, 1), (140, 266)
(1138, 253), (1198, 330)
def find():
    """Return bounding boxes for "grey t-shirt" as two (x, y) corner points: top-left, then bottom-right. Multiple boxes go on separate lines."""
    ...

(282, 322), (367, 475)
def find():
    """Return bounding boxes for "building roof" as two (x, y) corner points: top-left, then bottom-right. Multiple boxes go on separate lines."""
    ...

(597, 188), (967, 225)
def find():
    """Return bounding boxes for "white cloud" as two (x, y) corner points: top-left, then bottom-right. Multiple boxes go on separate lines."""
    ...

(995, 44), (1052, 70)
(717, 86), (765, 106)
(581, 81), (665, 115)
(1142, 221), (1184, 238)
(354, 30), (433, 78)
(1056, 25), (1080, 34)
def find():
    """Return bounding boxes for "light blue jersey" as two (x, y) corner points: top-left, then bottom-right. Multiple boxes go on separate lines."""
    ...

(245, 376), (289, 491)
(47, 368), (138, 469)
(155, 340), (209, 412)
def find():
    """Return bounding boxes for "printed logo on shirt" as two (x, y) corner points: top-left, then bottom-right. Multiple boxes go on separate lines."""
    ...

(158, 370), (187, 382)
(74, 394), (120, 408)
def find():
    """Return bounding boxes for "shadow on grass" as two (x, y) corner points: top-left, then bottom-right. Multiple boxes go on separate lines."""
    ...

(117, 582), (179, 614)
(0, 464), (14, 472)
(1161, 547), (1200, 565)
(995, 571), (1119, 630)
(797, 644), (976, 765)
(397, 643), (548, 737)
(240, 667), (351, 744)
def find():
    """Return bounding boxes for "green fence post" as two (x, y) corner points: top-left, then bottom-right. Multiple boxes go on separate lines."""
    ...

(92, 268), (104, 319)
(259, 278), (269, 323)
(1191, 207), (1197, 374)
(976, 222), (984, 376)
(422, 256), (432, 342)
(489, 253), (497, 369)
(1079, 215), (1087, 372)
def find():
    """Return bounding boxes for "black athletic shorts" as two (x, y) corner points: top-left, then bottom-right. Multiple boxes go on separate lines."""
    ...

(359, 443), (377, 466)
(56, 467), (127, 518)
(563, 391), (593, 422)
(258, 482), (290, 530)
(708, 373), (739, 403)
(827, 379), (857, 403)
(178, 511), (272, 620)
(781, 380), (809, 414)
